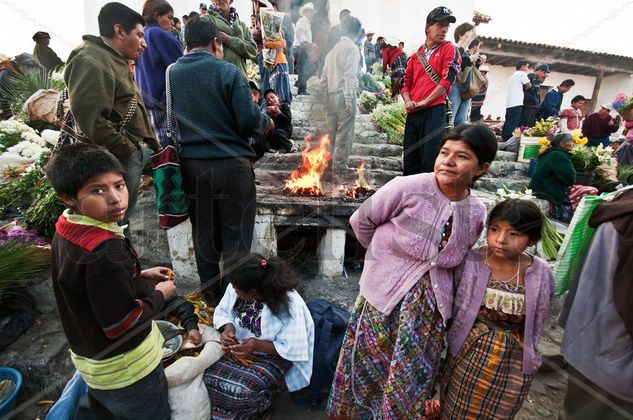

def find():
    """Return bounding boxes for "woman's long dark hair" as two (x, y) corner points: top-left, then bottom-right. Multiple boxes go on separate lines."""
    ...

(142, 0), (174, 24)
(223, 253), (301, 317)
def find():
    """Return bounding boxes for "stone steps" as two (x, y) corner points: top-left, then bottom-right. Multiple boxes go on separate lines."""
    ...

(488, 161), (530, 178)
(495, 150), (519, 162)
(475, 175), (531, 193)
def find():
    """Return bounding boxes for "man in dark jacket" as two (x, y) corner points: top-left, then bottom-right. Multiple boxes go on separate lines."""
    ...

(520, 63), (549, 127)
(64, 2), (160, 237)
(537, 79), (575, 120)
(170, 18), (273, 303)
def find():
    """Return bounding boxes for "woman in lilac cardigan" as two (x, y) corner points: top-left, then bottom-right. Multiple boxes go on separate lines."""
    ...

(327, 124), (498, 419)
(136, 0), (183, 146)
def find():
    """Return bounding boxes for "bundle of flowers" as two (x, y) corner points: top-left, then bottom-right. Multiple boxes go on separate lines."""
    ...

(358, 90), (391, 114)
(357, 73), (382, 94)
(523, 117), (560, 138)
(570, 144), (613, 171)
(245, 60), (261, 84)
(612, 93), (633, 120)
(0, 119), (58, 179)
(538, 129), (588, 154)
(372, 102), (406, 145)
(495, 186), (563, 260)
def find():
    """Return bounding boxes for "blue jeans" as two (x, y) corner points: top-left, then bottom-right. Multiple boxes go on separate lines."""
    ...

(502, 105), (523, 140)
(448, 82), (471, 126)
(588, 136), (610, 147)
(75, 364), (170, 419)
(120, 145), (151, 240)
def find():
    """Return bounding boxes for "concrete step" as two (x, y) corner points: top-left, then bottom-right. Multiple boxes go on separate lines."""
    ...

(488, 161), (530, 178)
(474, 175), (531, 193)
(254, 166), (400, 190)
(495, 150), (518, 162)
(256, 150), (402, 172)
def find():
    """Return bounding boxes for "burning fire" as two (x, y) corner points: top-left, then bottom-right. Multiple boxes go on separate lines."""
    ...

(284, 135), (331, 196)
(347, 161), (374, 198)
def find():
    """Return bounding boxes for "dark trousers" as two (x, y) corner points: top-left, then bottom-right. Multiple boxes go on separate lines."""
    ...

(268, 129), (293, 152)
(403, 104), (446, 175)
(181, 157), (256, 294)
(560, 366), (633, 419)
(588, 136), (610, 148)
(502, 105), (523, 140)
(295, 45), (315, 94)
(75, 364), (170, 419)
(520, 105), (538, 128)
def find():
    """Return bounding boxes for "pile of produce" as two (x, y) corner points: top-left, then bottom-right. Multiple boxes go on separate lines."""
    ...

(371, 102), (406, 145)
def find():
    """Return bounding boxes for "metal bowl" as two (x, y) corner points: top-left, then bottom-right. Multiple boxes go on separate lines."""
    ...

(155, 320), (183, 360)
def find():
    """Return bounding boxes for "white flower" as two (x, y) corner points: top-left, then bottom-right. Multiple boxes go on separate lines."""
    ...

(0, 119), (34, 135)
(21, 131), (47, 146)
(7, 141), (46, 160)
(41, 129), (60, 146)
(50, 71), (64, 81)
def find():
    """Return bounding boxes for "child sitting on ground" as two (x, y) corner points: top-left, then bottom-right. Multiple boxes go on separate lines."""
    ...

(440, 199), (554, 419)
(204, 253), (314, 419)
(264, 88), (295, 153)
(45, 143), (201, 418)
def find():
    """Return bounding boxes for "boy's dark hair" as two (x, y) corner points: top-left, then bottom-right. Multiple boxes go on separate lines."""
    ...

(468, 38), (480, 49)
(188, 11), (200, 19)
(98, 2), (145, 38)
(342, 17), (362, 38)
(142, 0), (174, 24)
(561, 79), (575, 87)
(442, 123), (498, 166)
(44, 143), (125, 198)
(488, 199), (544, 244)
(571, 95), (586, 103)
(264, 88), (276, 98)
(185, 17), (219, 49)
(223, 253), (301, 317)
(339, 9), (351, 19)
(515, 59), (529, 70)
(453, 22), (474, 43)
(173, 17), (180, 24)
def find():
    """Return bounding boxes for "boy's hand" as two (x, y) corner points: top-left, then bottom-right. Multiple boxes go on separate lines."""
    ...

(188, 329), (202, 346)
(230, 338), (257, 358)
(142, 267), (173, 284)
(155, 281), (176, 300)
(220, 324), (237, 351)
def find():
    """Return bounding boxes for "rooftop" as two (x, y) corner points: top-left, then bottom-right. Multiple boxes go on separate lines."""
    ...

(479, 36), (633, 76)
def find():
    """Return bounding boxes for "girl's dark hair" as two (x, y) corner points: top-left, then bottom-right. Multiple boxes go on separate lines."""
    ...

(142, 0), (174, 24)
(441, 123), (498, 162)
(98, 2), (145, 37)
(488, 199), (544, 244)
(224, 253), (301, 317)
(44, 143), (125, 198)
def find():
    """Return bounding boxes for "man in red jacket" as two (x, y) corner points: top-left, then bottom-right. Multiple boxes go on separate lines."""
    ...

(401, 6), (460, 175)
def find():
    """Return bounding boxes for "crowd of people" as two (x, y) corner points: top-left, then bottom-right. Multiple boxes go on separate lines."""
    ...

(1, 0), (631, 418)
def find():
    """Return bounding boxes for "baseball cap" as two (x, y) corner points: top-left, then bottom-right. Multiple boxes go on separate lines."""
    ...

(199, 3), (207, 9)
(426, 6), (457, 25)
(601, 103), (614, 111)
(535, 63), (551, 73)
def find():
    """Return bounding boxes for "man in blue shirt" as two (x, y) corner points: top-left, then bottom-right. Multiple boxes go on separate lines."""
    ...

(537, 79), (575, 120)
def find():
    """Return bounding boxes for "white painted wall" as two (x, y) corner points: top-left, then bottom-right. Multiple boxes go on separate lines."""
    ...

(597, 73), (633, 110)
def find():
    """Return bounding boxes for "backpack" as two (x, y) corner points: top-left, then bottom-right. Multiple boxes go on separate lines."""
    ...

(456, 65), (485, 100)
(293, 299), (350, 407)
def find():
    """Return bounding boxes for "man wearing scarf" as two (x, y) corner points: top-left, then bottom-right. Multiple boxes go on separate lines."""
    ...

(558, 188), (633, 419)
(200, 0), (257, 77)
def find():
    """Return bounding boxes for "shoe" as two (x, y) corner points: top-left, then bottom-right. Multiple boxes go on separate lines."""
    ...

(297, 91), (309, 96)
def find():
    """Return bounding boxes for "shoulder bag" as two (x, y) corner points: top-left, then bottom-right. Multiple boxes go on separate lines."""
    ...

(415, 50), (453, 131)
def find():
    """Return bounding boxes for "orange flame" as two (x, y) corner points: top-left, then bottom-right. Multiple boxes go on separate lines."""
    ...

(284, 135), (332, 196)
(348, 161), (373, 199)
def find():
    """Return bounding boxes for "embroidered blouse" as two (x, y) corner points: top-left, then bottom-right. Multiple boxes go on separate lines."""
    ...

(214, 285), (315, 391)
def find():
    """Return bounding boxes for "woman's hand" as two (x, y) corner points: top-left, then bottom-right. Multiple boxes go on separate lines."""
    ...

(220, 324), (237, 351)
(142, 267), (173, 284)
(219, 31), (229, 44)
(230, 338), (258, 358)
(187, 329), (203, 346)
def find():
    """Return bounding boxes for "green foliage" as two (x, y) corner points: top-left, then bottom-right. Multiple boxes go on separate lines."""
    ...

(372, 102), (406, 145)
(0, 131), (23, 152)
(0, 68), (63, 119)
(0, 240), (50, 299)
(0, 152), (63, 238)
(618, 165), (633, 184)
(569, 146), (599, 171)
(356, 73), (382, 95)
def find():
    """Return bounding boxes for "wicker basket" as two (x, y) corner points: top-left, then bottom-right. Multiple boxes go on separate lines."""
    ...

(617, 107), (633, 121)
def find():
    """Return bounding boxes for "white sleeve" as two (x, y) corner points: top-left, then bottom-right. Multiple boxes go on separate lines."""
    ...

(521, 72), (530, 84)
(213, 285), (236, 330)
(271, 292), (313, 363)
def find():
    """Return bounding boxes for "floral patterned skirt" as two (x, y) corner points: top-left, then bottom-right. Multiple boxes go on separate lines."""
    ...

(326, 274), (445, 419)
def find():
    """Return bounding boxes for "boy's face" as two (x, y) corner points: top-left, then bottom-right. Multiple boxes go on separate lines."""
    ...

(265, 92), (279, 106)
(62, 172), (129, 223)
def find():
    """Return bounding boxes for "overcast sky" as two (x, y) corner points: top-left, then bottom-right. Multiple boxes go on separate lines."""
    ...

(0, 0), (631, 60)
